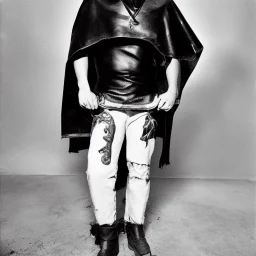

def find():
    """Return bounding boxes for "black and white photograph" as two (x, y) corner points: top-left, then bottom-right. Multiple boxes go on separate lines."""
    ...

(0, 0), (255, 255)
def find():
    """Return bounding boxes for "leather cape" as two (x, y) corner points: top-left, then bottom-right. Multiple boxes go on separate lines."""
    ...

(61, 0), (203, 190)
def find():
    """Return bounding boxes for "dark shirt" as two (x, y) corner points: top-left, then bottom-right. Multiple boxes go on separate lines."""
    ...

(92, 39), (158, 109)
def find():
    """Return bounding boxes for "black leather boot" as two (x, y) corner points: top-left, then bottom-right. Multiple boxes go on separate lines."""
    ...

(91, 223), (119, 256)
(126, 222), (152, 256)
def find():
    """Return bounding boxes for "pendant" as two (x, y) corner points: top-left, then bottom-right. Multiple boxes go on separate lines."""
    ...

(129, 18), (140, 29)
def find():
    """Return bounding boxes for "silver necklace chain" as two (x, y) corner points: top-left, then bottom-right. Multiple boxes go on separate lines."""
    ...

(120, 0), (146, 29)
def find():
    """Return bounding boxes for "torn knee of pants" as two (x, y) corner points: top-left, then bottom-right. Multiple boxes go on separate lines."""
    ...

(127, 161), (150, 182)
(108, 174), (117, 191)
(109, 175), (117, 180)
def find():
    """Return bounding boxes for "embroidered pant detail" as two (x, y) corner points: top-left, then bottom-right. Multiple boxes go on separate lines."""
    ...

(86, 110), (156, 225)
(91, 110), (116, 165)
(140, 113), (157, 146)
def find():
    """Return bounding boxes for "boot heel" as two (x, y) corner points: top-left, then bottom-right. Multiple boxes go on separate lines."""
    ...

(128, 244), (140, 256)
(126, 223), (152, 256)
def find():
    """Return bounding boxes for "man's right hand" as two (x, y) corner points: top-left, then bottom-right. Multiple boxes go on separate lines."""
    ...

(78, 88), (98, 110)
(74, 57), (98, 109)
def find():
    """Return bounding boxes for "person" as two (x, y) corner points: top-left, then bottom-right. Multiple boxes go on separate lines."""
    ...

(61, 0), (203, 255)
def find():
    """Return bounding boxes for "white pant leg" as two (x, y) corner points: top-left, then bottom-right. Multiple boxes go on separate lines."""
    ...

(124, 112), (156, 224)
(86, 110), (127, 225)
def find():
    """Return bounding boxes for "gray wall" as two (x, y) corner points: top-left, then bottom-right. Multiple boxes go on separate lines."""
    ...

(1, 0), (255, 179)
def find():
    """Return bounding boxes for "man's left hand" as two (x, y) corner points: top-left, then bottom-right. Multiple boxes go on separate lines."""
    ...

(157, 90), (177, 111)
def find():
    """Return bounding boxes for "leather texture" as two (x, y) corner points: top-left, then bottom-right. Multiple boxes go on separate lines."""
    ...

(126, 223), (151, 255)
(61, 0), (203, 187)
(93, 39), (158, 106)
(95, 224), (120, 256)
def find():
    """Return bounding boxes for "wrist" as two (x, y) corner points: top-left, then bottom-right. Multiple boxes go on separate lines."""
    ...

(167, 88), (178, 96)
(78, 81), (90, 91)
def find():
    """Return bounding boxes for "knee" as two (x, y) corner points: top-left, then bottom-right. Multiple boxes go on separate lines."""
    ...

(87, 164), (118, 179)
(127, 161), (150, 183)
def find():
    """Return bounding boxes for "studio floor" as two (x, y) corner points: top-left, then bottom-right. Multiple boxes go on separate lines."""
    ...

(0, 176), (255, 256)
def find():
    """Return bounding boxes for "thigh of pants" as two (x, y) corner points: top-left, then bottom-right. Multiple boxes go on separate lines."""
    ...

(125, 111), (156, 165)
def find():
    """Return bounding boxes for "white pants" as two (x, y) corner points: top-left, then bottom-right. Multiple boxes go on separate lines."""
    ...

(86, 109), (156, 225)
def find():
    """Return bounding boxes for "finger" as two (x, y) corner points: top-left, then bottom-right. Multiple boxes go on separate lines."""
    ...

(161, 105), (170, 111)
(157, 99), (167, 110)
(92, 95), (98, 109)
(161, 102), (172, 109)
(165, 103), (175, 112)
(163, 106), (171, 112)
(93, 96), (99, 109)
(80, 102), (87, 109)
(160, 105), (168, 110)
(81, 101), (88, 109)
(91, 93), (99, 109)
(79, 99), (85, 107)
(157, 96), (162, 104)
(86, 100), (92, 109)
(81, 99), (91, 109)
(89, 101), (95, 110)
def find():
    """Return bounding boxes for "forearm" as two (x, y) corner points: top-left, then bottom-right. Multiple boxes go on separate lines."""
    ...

(166, 58), (181, 96)
(73, 57), (90, 91)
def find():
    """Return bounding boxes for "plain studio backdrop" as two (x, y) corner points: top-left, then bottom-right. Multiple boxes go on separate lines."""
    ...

(0, 0), (256, 180)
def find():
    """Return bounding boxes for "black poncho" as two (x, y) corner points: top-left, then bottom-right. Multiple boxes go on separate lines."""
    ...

(61, 0), (203, 189)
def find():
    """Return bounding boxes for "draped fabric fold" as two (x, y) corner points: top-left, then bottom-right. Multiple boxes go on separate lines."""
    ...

(61, 0), (203, 190)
